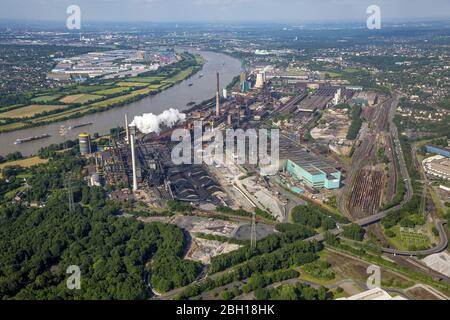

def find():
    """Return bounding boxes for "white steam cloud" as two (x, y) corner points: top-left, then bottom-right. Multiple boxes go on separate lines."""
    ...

(130, 108), (186, 134)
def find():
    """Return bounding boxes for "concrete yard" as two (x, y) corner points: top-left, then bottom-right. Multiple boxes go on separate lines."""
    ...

(186, 237), (242, 264)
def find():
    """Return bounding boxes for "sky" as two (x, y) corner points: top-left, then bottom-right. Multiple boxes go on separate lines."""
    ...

(0, 0), (449, 23)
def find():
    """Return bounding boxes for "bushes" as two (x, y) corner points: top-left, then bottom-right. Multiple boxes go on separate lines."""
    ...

(166, 200), (193, 213)
(208, 227), (316, 274)
(275, 223), (315, 234)
(346, 105), (363, 140)
(255, 283), (330, 300)
(217, 206), (276, 221)
(385, 229), (396, 238)
(182, 240), (320, 299)
(291, 204), (348, 231)
(254, 208), (276, 221)
(216, 206), (251, 218)
(302, 261), (335, 280)
(342, 224), (365, 241)
(242, 269), (300, 293)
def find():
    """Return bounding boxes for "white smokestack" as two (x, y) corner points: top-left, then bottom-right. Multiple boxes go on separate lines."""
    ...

(129, 125), (138, 192)
(125, 114), (130, 145)
(131, 108), (186, 134)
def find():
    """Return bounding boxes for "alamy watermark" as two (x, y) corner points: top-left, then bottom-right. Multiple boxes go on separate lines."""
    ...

(171, 121), (280, 175)
(366, 264), (381, 289)
(66, 5), (81, 30)
(367, 5), (381, 30)
(66, 265), (81, 290)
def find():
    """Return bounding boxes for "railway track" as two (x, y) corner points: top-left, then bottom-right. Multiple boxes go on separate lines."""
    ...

(312, 93), (448, 257)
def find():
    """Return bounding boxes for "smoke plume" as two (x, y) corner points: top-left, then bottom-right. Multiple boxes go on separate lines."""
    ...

(131, 108), (186, 134)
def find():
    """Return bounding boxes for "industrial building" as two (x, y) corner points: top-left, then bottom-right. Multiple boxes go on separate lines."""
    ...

(98, 126), (225, 205)
(423, 155), (450, 180)
(79, 133), (92, 156)
(426, 145), (450, 158)
(279, 136), (341, 190)
(297, 86), (355, 113)
(337, 288), (407, 300)
(351, 91), (378, 106)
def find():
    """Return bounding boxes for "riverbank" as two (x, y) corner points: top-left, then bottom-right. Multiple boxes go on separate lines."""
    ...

(0, 51), (242, 156)
(0, 53), (204, 134)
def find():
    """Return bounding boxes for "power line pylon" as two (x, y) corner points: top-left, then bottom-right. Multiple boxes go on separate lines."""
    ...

(64, 175), (75, 212)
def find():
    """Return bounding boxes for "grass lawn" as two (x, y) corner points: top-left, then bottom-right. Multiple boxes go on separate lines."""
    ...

(116, 82), (148, 87)
(33, 106), (90, 123)
(383, 225), (431, 251)
(76, 85), (113, 93)
(94, 87), (132, 95)
(0, 104), (24, 112)
(124, 76), (164, 83)
(163, 67), (195, 84)
(0, 105), (65, 119)
(31, 95), (61, 103)
(91, 87), (155, 108)
(60, 94), (103, 104)
(0, 122), (27, 132)
(4, 186), (26, 200)
(0, 157), (48, 171)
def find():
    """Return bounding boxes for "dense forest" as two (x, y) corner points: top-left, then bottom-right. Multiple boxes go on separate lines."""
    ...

(0, 152), (200, 299)
(0, 191), (201, 299)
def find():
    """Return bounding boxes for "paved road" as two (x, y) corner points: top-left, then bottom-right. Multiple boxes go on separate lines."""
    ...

(381, 220), (448, 256)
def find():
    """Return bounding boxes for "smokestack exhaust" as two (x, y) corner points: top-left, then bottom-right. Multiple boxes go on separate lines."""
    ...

(216, 72), (220, 117)
(129, 125), (138, 192)
(125, 114), (130, 145)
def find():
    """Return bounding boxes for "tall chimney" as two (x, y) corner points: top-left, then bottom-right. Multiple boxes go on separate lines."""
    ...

(227, 113), (232, 126)
(216, 72), (220, 117)
(125, 114), (130, 145)
(129, 125), (138, 192)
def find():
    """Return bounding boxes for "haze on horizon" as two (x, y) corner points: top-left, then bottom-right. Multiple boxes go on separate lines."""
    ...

(0, 0), (449, 24)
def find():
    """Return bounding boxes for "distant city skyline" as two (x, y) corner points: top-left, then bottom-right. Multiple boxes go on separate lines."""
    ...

(0, 0), (450, 23)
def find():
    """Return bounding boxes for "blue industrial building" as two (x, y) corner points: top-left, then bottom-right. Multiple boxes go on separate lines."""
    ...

(240, 81), (250, 93)
(426, 145), (450, 158)
(286, 160), (341, 190)
(280, 136), (342, 190)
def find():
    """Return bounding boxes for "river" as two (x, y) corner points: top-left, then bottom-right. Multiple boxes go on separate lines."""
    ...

(0, 51), (242, 156)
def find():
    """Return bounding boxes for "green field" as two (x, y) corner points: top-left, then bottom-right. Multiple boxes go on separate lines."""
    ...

(124, 76), (164, 83)
(33, 106), (90, 123)
(0, 53), (203, 132)
(116, 82), (148, 87)
(0, 122), (27, 132)
(399, 228), (430, 248)
(0, 156), (49, 171)
(31, 95), (61, 103)
(0, 104), (65, 119)
(91, 87), (155, 108)
(94, 87), (131, 95)
(76, 85), (113, 93)
(163, 67), (195, 84)
(59, 94), (103, 104)
(384, 225), (431, 250)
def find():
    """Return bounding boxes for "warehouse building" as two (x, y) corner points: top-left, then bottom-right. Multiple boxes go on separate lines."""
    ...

(279, 136), (341, 190)
(423, 155), (450, 180)
(286, 161), (341, 189)
(426, 145), (450, 158)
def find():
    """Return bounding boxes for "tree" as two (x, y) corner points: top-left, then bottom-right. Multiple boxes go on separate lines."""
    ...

(342, 224), (365, 241)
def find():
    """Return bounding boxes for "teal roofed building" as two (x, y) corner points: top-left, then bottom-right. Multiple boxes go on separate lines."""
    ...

(279, 135), (342, 190)
(286, 160), (341, 190)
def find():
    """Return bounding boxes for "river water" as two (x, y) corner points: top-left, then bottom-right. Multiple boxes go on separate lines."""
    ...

(0, 51), (242, 156)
